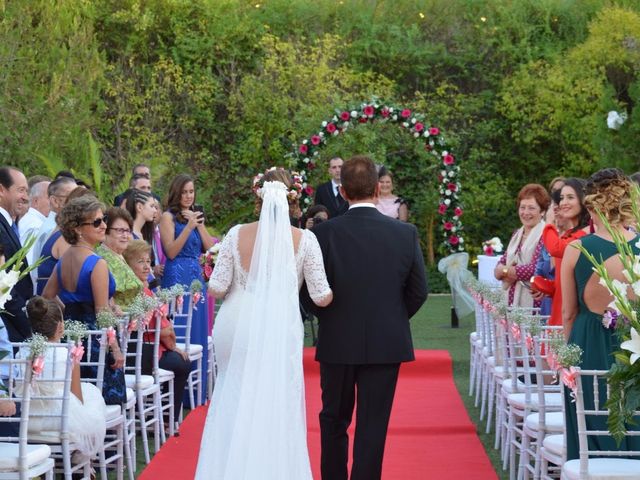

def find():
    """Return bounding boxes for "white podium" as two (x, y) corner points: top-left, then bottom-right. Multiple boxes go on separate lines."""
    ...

(478, 255), (501, 287)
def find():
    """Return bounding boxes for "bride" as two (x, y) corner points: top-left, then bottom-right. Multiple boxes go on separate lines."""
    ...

(195, 168), (333, 479)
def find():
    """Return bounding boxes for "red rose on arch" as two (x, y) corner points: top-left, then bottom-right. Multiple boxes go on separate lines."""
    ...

(443, 221), (453, 231)
(414, 122), (424, 132)
(447, 183), (457, 192)
(358, 117), (368, 123)
(340, 111), (350, 121)
(454, 207), (463, 216)
(381, 108), (390, 118)
(304, 186), (314, 195)
(429, 127), (440, 136)
(401, 109), (411, 118)
(299, 144), (308, 154)
(363, 105), (374, 116)
(326, 123), (337, 133)
(443, 154), (455, 165)
(449, 235), (460, 245)
(311, 135), (321, 145)
(438, 203), (447, 215)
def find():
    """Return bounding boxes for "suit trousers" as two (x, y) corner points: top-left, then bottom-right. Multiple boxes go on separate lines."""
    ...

(319, 362), (400, 480)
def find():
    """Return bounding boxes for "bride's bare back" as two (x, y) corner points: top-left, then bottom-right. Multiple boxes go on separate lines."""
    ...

(237, 222), (303, 273)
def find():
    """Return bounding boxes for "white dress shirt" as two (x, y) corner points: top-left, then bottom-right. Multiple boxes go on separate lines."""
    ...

(19, 207), (46, 268)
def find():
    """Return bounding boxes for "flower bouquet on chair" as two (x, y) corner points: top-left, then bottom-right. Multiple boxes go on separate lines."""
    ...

(200, 242), (221, 282)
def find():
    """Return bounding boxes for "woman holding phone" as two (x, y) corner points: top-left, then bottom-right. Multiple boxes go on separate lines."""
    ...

(160, 174), (214, 405)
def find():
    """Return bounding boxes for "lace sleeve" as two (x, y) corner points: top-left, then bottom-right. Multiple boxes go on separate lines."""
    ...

(302, 230), (332, 307)
(208, 228), (236, 297)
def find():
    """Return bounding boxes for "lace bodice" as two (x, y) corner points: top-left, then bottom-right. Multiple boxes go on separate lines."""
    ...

(208, 225), (331, 305)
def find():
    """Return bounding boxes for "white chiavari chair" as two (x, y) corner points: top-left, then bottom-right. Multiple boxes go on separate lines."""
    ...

(0, 353), (54, 480)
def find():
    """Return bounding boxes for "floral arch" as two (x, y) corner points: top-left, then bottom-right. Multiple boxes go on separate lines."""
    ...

(289, 99), (464, 254)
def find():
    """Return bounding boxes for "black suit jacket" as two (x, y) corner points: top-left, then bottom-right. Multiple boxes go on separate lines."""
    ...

(0, 214), (33, 342)
(303, 206), (428, 364)
(314, 181), (348, 219)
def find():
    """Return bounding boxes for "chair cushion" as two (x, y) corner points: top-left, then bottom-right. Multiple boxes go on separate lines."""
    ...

(524, 411), (564, 433)
(125, 374), (154, 390)
(158, 368), (175, 381)
(126, 387), (135, 403)
(501, 378), (525, 394)
(0, 442), (52, 471)
(507, 392), (562, 410)
(105, 404), (123, 421)
(175, 343), (203, 359)
(562, 458), (640, 479)
(542, 434), (564, 456)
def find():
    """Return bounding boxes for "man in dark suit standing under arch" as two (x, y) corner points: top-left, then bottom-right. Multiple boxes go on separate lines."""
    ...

(313, 157), (348, 219)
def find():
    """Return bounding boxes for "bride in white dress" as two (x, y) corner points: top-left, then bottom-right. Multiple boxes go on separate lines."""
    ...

(195, 168), (333, 479)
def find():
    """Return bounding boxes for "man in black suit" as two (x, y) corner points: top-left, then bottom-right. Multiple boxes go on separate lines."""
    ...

(314, 157), (348, 218)
(0, 166), (33, 341)
(303, 155), (428, 480)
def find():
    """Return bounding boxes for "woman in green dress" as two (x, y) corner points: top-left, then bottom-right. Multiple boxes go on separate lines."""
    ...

(96, 207), (143, 310)
(561, 168), (640, 460)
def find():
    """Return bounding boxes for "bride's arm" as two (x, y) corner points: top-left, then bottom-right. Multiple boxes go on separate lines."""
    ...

(208, 230), (235, 298)
(303, 231), (333, 307)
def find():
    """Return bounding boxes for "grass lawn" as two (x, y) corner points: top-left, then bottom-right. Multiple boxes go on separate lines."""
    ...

(133, 294), (507, 479)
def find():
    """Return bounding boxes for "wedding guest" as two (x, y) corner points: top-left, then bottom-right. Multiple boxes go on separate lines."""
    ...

(18, 176), (50, 272)
(0, 245), (19, 437)
(160, 174), (213, 404)
(36, 186), (95, 295)
(124, 189), (156, 244)
(151, 198), (166, 280)
(33, 176), (77, 267)
(0, 166), (33, 341)
(24, 296), (107, 464)
(314, 157), (348, 218)
(42, 195), (126, 405)
(114, 163), (158, 206)
(303, 204), (330, 229)
(494, 183), (550, 309)
(123, 240), (191, 421)
(561, 168), (640, 459)
(541, 178), (589, 326)
(96, 207), (143, 310)
(376, 166), (408, 221)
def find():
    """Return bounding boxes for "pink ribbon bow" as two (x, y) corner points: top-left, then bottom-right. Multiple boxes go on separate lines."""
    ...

(192, 292), (202, 310)
(511, 323), (521, 342)
(32, 356), (45, 376)
(107, 326), (117, 344)
(154, 303), (168, 323)
(70, 343), (85, 365)
(526, 334), (534, 353)
(176, 295), (184, 308)
(127, 320), (138, 333)
(561, 367), (579, 402)
(546, 351), (559, 373)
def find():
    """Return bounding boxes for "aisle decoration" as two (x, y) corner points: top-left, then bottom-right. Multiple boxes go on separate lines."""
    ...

(190, 279), (204, 309)
(25, 333), (49, 377)
(575, 192), (640, 442)
(64, 320), (88, 365)
(289, 98), (464, 253)
(438, 253), (475, 318)
(96, 310), (119, 344)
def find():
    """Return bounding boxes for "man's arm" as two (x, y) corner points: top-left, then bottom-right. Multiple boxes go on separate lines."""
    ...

(403, 227), (428, 318)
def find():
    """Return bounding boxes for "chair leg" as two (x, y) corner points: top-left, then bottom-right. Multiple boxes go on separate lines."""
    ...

(168, 379), (175, 436)
(469, 342), (476, 396)
(137, 393), (151, 464)
(486, 376), (496, 434)
(480, 366), (491, 421)
(197, 358), (203, 406)
(155, 390), (163, 451)
(474, 351), (483, 407)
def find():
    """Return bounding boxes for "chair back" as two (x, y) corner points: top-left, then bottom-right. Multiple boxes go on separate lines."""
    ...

(0, 352), (35, 478)
(76, 329), (108, 390)
(573, 368), (640, 476)
(169, 292), (194, 352)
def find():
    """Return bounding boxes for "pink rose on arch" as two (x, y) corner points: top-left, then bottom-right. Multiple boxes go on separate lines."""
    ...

(429, 127), (440, 136)
(414, 122), (424, 132)
(449, 235), (460, 245)
(447, 183), (457, 192)
(311, 135), (321, 145)
(326, 123), (337, 133)
(363, 105), (375, 116)
(381, 108), (390, 118)
(438, 203), (447, 215)
(401, 109), (411, 118)
(304, 186), (314, 195)
(340, 111), (350, 121)
(443, 221), (453, 231)
(443, 154), (455, 165)
(299, 144), (308, 154)
(454, 207), (463, 216)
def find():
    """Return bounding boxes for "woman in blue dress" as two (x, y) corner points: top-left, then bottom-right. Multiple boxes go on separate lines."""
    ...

(43, 195), (126, 405)
(159, 174), (214, 405)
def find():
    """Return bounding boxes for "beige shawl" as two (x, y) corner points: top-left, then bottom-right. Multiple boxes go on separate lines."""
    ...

(503, 221), (545, 309)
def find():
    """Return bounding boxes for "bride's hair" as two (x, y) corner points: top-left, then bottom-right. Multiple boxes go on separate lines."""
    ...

(253, 168), (301, 219)
(27, 296), (63, 339)
(584, 168), (634, 226)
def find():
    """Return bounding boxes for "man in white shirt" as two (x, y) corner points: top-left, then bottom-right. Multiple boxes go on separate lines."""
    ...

(32, 176), (77, 268)
(313, 157), (348, 218)
(18, 176), (51, 271)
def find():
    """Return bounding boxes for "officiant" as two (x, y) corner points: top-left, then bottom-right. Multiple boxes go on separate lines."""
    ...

(313, 157), (348, 218)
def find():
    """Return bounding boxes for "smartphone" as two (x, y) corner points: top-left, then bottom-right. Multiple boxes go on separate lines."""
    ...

(192, 204), (204, 214)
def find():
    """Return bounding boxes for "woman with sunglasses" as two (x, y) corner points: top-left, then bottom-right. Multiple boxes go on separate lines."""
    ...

(42, 195), (126, 405)
(96, 207), (144, 310)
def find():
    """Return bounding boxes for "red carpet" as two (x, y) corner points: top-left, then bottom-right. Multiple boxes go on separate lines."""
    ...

(140, 349), (497, 479)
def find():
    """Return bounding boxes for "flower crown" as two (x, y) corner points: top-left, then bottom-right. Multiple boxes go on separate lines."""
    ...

(252, 167), (304, 201)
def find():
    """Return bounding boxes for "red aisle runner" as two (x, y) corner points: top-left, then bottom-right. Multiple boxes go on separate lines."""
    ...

(140, 349), (497, 479)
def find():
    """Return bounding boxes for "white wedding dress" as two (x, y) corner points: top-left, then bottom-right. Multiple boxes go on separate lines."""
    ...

(195, 182), (332, 480)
